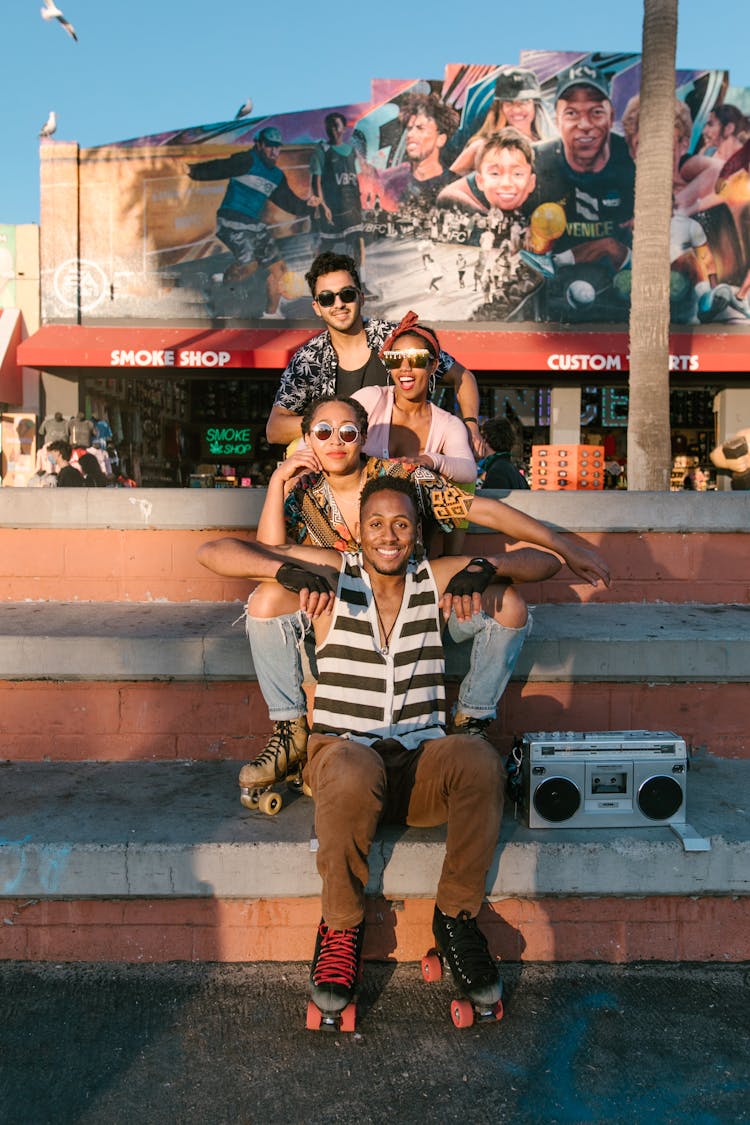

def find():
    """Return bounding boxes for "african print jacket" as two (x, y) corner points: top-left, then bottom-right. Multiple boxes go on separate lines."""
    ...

(283, 457), (473, 551)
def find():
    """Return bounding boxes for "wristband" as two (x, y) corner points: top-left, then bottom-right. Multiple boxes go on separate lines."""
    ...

(462, 416), (478, 425)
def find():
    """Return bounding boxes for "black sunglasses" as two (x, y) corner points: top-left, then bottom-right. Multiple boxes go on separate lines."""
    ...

(310, 421), (361, 443)
(315, 286), (360, 308)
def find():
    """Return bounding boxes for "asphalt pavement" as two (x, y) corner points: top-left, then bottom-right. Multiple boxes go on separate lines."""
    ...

(1, 961), (748, 1124)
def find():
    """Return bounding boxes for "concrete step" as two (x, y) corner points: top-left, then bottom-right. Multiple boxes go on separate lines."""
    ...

(1, 601), (748, 762)
(2, 601), (749, 682)
(0, 756), (747, 964)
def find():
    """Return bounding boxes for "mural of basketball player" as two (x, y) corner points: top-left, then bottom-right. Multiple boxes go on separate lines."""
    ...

(310, 112), (365, 272)
(187, 126), (322, 317)
(380, 93), (459, 209)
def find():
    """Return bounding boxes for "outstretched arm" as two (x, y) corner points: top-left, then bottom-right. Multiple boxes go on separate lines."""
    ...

(468, 494), (610, 587)
(197, 537), (340, 616)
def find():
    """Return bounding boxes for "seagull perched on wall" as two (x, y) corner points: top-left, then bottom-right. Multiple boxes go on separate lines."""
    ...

(40, 0), (78, 41)
(40, 111), (57, 138)
(235, 98), (254, 119)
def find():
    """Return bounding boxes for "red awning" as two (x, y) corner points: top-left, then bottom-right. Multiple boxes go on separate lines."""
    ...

(0, 309), (23, 403)
(16, 322), (750, 375)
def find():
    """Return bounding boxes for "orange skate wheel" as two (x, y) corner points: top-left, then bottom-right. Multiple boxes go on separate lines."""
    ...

(339, 1002), (357, 1032)
(450, 998), (474, 1029)
(306, 1000), (323, 1030)
(492, 997), (504, 1021)
(259, 791), (283, 816)
(421, 952), (442, 982)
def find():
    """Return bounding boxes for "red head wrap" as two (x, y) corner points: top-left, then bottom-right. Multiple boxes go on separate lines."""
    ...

(378, 310), (440, 359)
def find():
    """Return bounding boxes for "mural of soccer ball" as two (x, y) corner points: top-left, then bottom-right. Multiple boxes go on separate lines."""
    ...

(566, 279), (597, 307)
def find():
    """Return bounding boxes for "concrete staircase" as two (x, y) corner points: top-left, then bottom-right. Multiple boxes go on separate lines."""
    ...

(1, 489), (748, 963)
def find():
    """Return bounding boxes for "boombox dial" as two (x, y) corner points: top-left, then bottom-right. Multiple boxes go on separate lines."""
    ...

(521, 731), (688, 829)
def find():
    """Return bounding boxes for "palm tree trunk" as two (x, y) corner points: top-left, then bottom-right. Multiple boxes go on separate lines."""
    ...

(627, 0), (678, 490)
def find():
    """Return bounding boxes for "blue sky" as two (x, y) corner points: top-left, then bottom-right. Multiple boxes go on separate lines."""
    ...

(2, 0), (748, 225)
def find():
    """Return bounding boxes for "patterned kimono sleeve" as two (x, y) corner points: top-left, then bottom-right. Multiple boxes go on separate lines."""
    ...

(283, 491), (309, 544)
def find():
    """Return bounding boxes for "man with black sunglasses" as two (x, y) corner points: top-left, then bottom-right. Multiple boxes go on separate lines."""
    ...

(266, 251), (488, 457)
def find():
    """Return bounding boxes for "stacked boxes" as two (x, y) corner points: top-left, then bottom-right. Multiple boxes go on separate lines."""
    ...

(531, 444), (604, 490)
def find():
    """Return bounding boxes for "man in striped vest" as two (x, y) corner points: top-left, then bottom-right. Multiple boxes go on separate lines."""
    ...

(198, 475), (561, 1027)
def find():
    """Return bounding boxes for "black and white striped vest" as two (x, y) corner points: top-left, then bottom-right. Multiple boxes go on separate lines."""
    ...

(312, 553), (446, 748)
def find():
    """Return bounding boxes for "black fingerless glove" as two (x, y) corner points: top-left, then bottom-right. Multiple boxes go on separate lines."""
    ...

(445, 557), (497, 598)
(276, 561), (332, 596)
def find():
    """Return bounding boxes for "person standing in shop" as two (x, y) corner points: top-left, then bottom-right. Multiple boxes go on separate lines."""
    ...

(46, 441), (85, 487)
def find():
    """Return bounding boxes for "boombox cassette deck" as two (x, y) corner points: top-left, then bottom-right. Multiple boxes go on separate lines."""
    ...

(517, 730), (688, 830)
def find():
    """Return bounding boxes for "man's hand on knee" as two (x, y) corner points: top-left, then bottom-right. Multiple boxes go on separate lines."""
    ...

(442, 558), (497, 622)
(276, 561), (334, 617)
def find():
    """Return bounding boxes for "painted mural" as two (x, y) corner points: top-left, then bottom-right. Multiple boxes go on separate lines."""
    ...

(39, 50), (750, 328)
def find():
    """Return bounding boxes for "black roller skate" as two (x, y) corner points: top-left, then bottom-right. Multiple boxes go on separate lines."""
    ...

(421, 906), (504, 1028)
(238, 716), (310, 815)
(306, 919), (364, 1032)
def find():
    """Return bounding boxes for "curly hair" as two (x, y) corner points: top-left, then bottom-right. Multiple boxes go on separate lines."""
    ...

(360, 473), (419, 517)
(401, 92), (459, 141)
(301, 394), (369, 441)
(304, 252), (362, 296)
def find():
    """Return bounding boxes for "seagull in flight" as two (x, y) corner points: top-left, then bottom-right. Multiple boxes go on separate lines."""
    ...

(235, 98), (254, 119)
(40, 111), (57, 138)
(40, 0), (78, 41)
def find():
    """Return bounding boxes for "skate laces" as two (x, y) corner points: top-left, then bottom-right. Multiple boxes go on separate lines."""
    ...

(251, 721), (296, 778)
(456, 715), (492, 737)
(444, 911), (495, 979)
(312, 924), (361, 988)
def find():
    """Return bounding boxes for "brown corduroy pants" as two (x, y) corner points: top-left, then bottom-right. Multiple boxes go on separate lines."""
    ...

(304, 731), (506, 930)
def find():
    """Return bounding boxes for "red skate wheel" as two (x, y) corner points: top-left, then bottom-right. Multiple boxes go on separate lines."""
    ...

(492, 997), (504, 1021)
(339, 1002), (357, 1032)
(306, 1000), (323, 1030)
(421, 952), (442, 982)
(450, 999), (474, 1029)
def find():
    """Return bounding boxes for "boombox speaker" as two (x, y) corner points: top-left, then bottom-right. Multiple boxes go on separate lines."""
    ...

(518, 730), (688, 830)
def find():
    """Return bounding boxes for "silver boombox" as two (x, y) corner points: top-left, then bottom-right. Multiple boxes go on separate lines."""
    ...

(517, 730), (688, 829)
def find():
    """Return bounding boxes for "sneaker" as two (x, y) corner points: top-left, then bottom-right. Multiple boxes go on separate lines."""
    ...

(238, 716), (309, 790)
(432, 906), (502, 1007)
(519, 249), (556, 279)
(309, 920), (365, 1013)
(452, 711), (493, 738)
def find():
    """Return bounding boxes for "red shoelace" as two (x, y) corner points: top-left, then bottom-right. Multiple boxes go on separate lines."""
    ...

(312, 925), (360, 986)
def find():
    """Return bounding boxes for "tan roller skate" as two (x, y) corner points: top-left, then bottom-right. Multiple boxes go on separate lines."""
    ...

(238, 716), (311, 816)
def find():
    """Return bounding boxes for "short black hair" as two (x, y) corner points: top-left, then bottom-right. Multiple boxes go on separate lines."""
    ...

(325, 111), (347, 133)
(301, 394), (369, 441)
(47, 440), (72, 459)
(305, 252), (361, 296)
(480, 417), (516, 453)
(360, 474), (419, 518)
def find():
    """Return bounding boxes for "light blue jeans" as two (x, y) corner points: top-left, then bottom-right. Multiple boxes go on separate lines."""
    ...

(245, 595), (531, 722)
